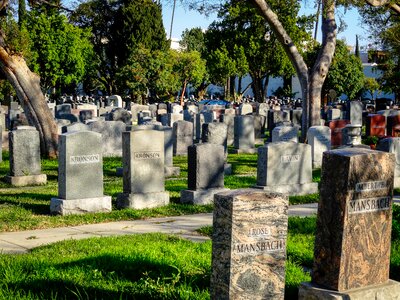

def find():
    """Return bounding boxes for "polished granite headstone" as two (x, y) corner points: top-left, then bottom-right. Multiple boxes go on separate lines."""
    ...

(211, 189), (288, 300)
(299, 148), (400, 299)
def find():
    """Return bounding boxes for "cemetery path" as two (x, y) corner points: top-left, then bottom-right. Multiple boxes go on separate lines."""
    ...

(0, 202), (318, 254)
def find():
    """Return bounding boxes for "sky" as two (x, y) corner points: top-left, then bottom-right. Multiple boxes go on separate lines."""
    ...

(161, 1), (371, 48)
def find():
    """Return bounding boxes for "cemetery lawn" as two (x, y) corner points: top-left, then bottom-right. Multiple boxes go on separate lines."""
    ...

(0, 151), (320, 232)
(3, 208), (400, 299)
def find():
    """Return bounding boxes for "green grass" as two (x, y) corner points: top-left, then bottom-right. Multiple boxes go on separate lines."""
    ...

(0, 218), (314, 300)
(0, 150), (321, 232)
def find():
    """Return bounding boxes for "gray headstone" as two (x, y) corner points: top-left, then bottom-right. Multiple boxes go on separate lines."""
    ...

(272, 126), (299, 143)
(234, 115), (255, 150)
(239, 103), (253, 115)
(220, 114), (234, 146)
(117, 130), (169, 209)
(256, 142), (317, 195)
(307, 126), (331, 169)
(61, 122), (89, 134)
(202, 122), (228, 155)
(173, 120), (193, 156)
(348, 101), (363, 125)
(88, 121), (125, 157)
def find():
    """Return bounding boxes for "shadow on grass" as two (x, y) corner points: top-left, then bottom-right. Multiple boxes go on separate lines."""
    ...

(0, 192), (55, 215)
(9, 254), (210, 299)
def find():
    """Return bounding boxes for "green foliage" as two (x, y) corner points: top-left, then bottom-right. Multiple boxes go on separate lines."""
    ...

(0, 13), (31, 55)
(173, 50), (207, 88)
(363, 77), (380, 100)
(307, 40), (364, 100)
(205, 0), (312, 101)
(180, 27), (206, 53)
(26, 12), (94, 91)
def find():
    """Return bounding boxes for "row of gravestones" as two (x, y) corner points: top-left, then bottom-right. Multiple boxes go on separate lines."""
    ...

(211, 148), (400, 299)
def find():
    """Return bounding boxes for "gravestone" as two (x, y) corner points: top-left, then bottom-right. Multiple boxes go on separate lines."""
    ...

(61, 122), (89, 134)
(327, 108), (341, 121)
(211, 189), (288, 300)
(202, 122), (231, 175)
(117, 130), (169, 209)
(180, 143), (229, 204)
(79, 110), (93, 123)
(125, 125), (180, 177)
(239, 103), (253, 115)
(307, 126), (331, 168)
(109, 108), (131, 124)
(366, 114), (386, 137)
(50, 131), (111, 215)
(109, 95), (123, 108)
(255, 142), (318, 195)
(195, 112), (213, 142)
(55, 104), (72, 118)
(291, 109), (302, 127)
(167, 113), (183, 127)
(386, 114), (400, 137)
(268, 110), (290, 134)
(173, 120), (193, 156)
(233, 115), (257, 154)
(271, 126), (299, 143)
(377, 137), (400, 188)
(131, 104), (149, 123)
(258, 103), (269, 116)
(254, 115), (266, 144)
(347, 101), (363, 125)
(88, 121), (125, 157)
(299, 148), (400, 299)
(220, 114), (234, 146)
(5, 126), (47, 186)
(328, 120), (350, 147)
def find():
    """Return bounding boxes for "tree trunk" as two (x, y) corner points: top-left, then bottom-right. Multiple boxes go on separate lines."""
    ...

(251, 72), (264, 103)
(0, 37), (58, 158)
(180, 79), (187, 106)
(251, 0), (337, 140)
(262, 75), (269, 99)
(308, 0), (336, 127)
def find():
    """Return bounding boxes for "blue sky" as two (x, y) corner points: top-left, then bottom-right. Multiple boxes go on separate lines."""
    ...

(162, 1), (370, 48)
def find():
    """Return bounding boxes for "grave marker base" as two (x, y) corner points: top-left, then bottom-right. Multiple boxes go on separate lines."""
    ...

(50, 196), (112, 215)
(254, 182), (318, 196)
(298, 280), (400, 300)
(224, 164), (232, 175)
(231, 148), (258, 154)
(117, 192), (169, 209)
(5, 174), (47, 187)
(164, 166), (181, 177)
(180, 188), (230, 205)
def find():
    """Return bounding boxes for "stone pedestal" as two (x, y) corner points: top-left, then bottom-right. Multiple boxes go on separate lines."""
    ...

(254, 182), (318, 196)
(299, 280), (400, 300)
(5, 174), (47, 187)
(116, 191), (169, 209)
(180, 188), (230, 205)
(50, 196), (112, 215)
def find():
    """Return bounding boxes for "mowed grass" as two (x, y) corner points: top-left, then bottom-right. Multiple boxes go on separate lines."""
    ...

(0, 217), (315, 300)
(0, 150), (321, 232)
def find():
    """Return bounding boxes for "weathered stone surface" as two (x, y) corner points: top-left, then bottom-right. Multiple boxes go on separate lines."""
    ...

(347, 101), (363, 125)
(307, 126), (331, 168)
(61, 123), (90, 134)
(180, 188), (229, 205)
(88, 121), (125, 157)
(254, 115), (266, 141)
(108, 95), (123, 107)
(4, 174), (47, 186)
(57, 131), (104, 200)
(256, 142), (317, 195)
(50, 196), (111, 215)
(312, 148), (395, 291)
(234, 115), (255, 150)
(366, 114), (386, 137)
(202, 123), (228, 155)
(9, 127), (42, 177)
(210, 189), (288, 300)
(188, 143), (225, 190)
(327, 108), (341, 121)
(299, 280), (400, 300)
(220, 114), (234, 146)
(239, 103), (253, 115)
(173, 120), (193, 156)
(272, 126), (299, 143)
(116, 191), (169, 209)
(377, 137), (400, 187)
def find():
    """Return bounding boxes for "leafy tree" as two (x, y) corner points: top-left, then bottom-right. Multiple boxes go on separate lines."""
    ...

(204, 0), (312, 102)
(116, 47), (180, 103)
(27, 11), (94, 94)
(172, 50), (207, 105)
(306, 40), (364, 100)
(363, 77), (380, 99)
(179, 27), (206, 53)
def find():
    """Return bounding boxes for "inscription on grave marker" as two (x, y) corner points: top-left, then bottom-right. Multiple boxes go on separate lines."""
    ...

(70, 154), (100, 164)
(134, 151), (161, 159)
(348, 197), (391, 214)
(281, 154), (300, 163)
(355, 180), (387, 192)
